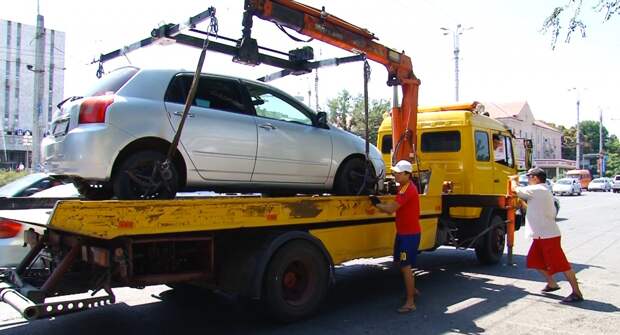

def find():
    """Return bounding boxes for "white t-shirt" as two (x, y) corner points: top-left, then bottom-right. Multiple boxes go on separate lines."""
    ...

(516, 183), (560, 239)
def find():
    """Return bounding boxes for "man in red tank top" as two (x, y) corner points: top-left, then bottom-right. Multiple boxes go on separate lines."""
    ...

(370, 160), (421, 313)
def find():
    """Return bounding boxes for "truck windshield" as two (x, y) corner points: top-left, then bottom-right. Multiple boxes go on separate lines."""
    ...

(82, 67), (139, 97)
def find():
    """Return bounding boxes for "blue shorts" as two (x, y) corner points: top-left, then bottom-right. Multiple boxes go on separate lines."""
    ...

(393, 233), (421, 267)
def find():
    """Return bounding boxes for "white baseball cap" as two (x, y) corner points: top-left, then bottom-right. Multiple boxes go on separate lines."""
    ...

(391, 160), (412, 173)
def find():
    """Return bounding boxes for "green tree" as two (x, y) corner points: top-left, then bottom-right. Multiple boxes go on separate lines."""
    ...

(327, 90), (355, 132)
(326, 90), (390, 145)
(605, 134), (620, 175)
(542, 0), (619, 49)
(351, 95), (390, 145)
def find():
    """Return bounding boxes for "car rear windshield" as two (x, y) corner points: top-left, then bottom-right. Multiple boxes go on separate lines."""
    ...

(421, 131), (461, 152)
(557, 179), (572, 185)
(82, 67), (139, 97)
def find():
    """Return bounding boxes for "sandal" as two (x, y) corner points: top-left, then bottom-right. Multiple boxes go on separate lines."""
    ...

(541, 285), (560, 293)
(397, 305), (416, 313)
(561, 293), (584, 303)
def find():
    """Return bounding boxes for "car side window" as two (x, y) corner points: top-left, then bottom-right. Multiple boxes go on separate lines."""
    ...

(474, 130), (490, 161)
(165, 75), (248, 114)
(246, 84), (313, 126)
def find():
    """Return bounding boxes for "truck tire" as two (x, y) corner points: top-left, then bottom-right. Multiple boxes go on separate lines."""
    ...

(113, 150), (179, 200)
(475, 215), (506, 265)
(262, 240), (329, 322)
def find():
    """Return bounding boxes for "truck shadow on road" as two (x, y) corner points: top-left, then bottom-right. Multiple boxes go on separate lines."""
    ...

(2, 248), (618, 335)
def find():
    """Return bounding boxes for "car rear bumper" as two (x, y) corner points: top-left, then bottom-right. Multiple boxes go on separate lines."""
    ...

(41, 124), (132, 181)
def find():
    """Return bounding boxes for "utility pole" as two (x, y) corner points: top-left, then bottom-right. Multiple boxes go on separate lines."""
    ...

(599, 108), (604, 176)
(568, 87), (585, 169)
(314, 68), (319, 112)
(31, 1), (45, 172)
(441, 24), (472, 101)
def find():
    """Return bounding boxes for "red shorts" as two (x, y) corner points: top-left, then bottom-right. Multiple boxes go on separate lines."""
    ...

(527, 236), (571, 275)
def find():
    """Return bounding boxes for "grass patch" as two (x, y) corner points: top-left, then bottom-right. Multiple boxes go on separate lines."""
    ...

(0, 170), (29, 187)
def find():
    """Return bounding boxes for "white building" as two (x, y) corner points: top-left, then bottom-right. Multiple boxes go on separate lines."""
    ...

(0, 18), (65, 169)
(485, 101), (575, 179)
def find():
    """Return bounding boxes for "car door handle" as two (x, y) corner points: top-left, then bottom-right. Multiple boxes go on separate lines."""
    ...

(258, 123), (276, 130)
(493, 179), (500, 183)
(173, 111), (194, 117)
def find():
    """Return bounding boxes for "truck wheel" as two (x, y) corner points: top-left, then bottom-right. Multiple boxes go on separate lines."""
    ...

(475, 215), (506, 265)
(113, 150), (178, 200)
(334, 158), (375, 195)
(263, 240), (329, 322)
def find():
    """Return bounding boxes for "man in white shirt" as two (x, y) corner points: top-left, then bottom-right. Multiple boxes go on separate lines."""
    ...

(510, 167), (583, 303)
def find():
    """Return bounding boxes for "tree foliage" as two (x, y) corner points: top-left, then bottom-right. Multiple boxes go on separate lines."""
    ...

(542, 0), (620, 49)
(557, 120), (620, 175)
(326, 90), (390, 145)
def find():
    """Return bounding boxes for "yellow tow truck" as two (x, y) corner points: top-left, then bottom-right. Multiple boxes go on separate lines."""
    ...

(0, 1), (526, 322)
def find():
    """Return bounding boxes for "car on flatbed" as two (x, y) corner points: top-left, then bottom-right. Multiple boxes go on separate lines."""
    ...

(42, 67), (385, 200)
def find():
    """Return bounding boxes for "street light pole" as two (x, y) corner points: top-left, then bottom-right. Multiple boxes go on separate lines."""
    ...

(441, 24), (472, 102)
(568, 87), (584, 169)
(31, 5), (46, 172)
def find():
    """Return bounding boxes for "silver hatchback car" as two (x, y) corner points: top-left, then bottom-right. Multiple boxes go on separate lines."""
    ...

(42, 67), (385, 199)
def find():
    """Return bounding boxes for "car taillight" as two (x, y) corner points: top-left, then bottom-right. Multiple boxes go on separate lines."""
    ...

(78, 95), (114, 124)
(0, 218), (22, 239)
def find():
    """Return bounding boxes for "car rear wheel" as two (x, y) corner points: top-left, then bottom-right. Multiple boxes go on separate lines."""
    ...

(333, 158), (376, 195)
(112, 150), (179, 200)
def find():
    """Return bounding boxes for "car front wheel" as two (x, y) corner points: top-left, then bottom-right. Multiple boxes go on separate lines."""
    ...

(333, 158), (376, 195)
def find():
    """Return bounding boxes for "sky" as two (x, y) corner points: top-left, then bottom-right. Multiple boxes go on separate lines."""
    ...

(3, 0), (620, 138)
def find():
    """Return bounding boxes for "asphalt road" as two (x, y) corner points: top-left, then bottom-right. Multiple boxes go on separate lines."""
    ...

(2, 191), (619, 334)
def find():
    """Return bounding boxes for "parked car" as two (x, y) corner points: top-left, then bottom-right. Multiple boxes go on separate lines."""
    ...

(588, 177), (612, 192)
(0, 183), (82, 267)
(613, 175), (620, 193)
(42, 67), (385, 199)
(552, 178), (581, 196)
(0, 173), (66, 198)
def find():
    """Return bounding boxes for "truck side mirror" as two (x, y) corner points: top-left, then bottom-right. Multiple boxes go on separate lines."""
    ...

(316, 111), (328, 128)
(524, 139), (533, 169)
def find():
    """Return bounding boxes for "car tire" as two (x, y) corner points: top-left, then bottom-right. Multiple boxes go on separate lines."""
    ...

(333, 158), (375, 195)
(475, 215), (506, 265)
(112, 150), (179, 200)
(262, 240), (329, 322)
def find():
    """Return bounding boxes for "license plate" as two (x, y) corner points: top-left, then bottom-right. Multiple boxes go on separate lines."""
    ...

(53, 119), (69, 137)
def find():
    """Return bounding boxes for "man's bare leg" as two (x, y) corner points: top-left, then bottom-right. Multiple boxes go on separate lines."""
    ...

(538, 269), (559, 289)
(563, 269), (583, 297)
(400, 265), (416, 310)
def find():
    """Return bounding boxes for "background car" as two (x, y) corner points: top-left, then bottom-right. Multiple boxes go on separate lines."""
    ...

(588, 177), (612, 192)
(613, 175), (620, 193)
(42, 67), (385, 200)
(0, 173), (67, 198)
(552, 178), (581, 196)
(0, 183), (81, 267)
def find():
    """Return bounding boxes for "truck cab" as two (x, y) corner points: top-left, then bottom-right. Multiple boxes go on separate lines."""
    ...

(378, 102), (521, 220)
